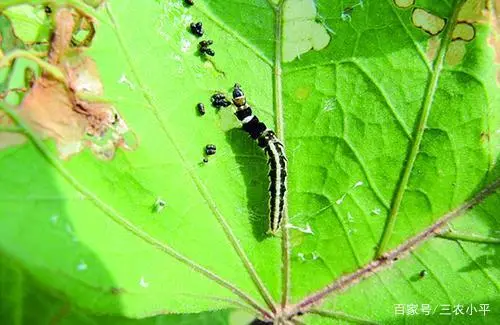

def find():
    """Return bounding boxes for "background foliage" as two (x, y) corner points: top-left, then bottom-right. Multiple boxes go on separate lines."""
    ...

(0, 0), (499, 324)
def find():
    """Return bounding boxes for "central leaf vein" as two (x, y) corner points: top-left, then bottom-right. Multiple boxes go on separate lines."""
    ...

(376, 0), (466, 257)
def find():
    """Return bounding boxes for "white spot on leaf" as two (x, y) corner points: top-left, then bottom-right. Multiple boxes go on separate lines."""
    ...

(348, 228), (358, 236)
(341, 10), (352, 21)
(118, 73), (135, 90)
(50, 214), (59, 224)
(77, 260), (88, 271)
(65, 223), (79, 242)
(354, 181), (363, 188)
(336, 193), (347, 205)
(341, 1), (364, 22)
(180, 39), (191, 52)
(180, 14), (192, 24)
(285, 223), (314, 234)
(139, 276), (149, 288)
(323, 98), (337, 112)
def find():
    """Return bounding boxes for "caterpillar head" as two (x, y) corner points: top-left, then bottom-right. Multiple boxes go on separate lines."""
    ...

(232, 83), (246, 107)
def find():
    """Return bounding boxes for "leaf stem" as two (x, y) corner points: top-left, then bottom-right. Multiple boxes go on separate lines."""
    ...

(0, 126), (24, 133)
(273, 2), (285, 140)
(438, 229), (500, 244)
(272, 0), (291, 309)
(75, 92), (114, 104)
(376, 0), (466, 257)
(286, 177), (500, 318)
(181, 294), (260, 316)
(0, 101), (273, 320)
(0, 50), (66, 84)
(0, 88), (28, 99)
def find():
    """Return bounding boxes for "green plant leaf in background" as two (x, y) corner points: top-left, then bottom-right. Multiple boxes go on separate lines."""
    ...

(0, 253), (253, 325)
(0, 0), (499, 324)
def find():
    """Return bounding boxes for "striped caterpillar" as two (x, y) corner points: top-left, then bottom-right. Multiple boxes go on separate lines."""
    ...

(231, 84), (287, 235)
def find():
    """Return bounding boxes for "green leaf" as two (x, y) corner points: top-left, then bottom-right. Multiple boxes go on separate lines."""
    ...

(308, 189), (500, 324)
(0, 253), (251, 325)
(0, 0), (499, 324)
(3, 4), (51, 44)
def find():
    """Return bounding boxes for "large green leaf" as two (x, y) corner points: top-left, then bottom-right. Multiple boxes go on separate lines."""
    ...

(302, 188), (500, 324)
(0, 253), (252, 325)
(0, 0), (499, 324)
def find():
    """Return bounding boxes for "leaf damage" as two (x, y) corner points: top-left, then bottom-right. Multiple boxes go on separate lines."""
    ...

(0, 0), (497, 322)
(282, 0), (331, 62)
(453, 0), (499, 75)
(411, 8), (446, 36)
(0, 5), (135, 159)
(408, 1), (498, 67)
(393, 0), (415, 9)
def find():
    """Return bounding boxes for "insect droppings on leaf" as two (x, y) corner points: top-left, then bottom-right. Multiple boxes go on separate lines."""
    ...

(190, 22), (204, 37)
(199, 40), (215, 56)
(197, 102), (205, 115)
(205, 144), (216, 155)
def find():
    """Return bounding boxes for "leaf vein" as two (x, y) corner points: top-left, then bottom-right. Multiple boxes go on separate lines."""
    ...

(376, 0), (466, 257)
(454, 240), (500, 290)
(0, 101), (272, 319)
(196, 5), (273, 67)
(345, 60), (413, 139)
(385, 0), (432, 72)
(286, 177), (500, 317)
(103, 2), (277, 314)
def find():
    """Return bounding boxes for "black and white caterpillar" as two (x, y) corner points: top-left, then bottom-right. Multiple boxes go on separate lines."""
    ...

(231, 84), (287, 235)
